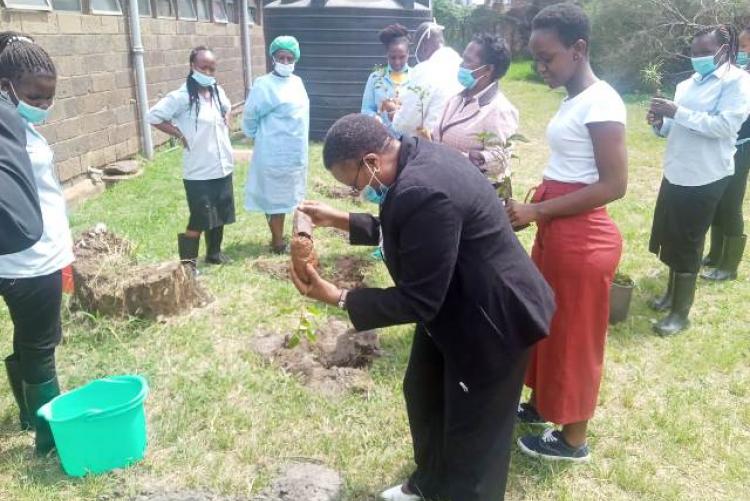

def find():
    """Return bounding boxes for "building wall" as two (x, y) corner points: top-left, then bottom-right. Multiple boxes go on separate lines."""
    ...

(0, 10), (266, 185)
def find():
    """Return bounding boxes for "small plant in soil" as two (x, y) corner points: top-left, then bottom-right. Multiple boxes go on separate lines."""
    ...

(287, 304), (325, 349)
(613, 272), (634, 287)
(405, 83), (431, 140)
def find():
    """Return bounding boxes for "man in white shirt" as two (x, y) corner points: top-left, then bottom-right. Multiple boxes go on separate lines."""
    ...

(392, 22), (463, 139)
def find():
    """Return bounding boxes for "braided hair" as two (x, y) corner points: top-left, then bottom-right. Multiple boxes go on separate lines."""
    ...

(0, 31), (56, 83)
(186, 46), (221, 126)
(694, 24), (739, 64)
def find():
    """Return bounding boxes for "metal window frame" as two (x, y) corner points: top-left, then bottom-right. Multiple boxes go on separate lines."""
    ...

(176, 0), (197, 20)
(50, 0), (82, 13)
(153, 0), (176, 18)
(89, 0), (123, 15)
(224, 0), (237, 23)
(211, 0), (228, 24)
(137, 0), (152, 16)
(0, 0), (52, 12)
(195, 0), (210, 21)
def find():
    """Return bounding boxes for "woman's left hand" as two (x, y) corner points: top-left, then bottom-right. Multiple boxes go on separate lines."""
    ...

(290, 262), (342, 306)
(650, 98), (678, 119)
(506, 200), (540, 228)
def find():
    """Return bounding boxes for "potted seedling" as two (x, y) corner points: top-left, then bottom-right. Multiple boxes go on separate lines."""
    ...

(372, 64), (402, 119)
(609, 271), (635, 325)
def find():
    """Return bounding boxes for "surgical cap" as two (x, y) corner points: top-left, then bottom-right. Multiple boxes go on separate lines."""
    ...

(269, 35), (301, 61)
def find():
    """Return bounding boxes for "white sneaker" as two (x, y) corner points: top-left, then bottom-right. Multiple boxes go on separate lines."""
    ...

(380, 484), (421, 501)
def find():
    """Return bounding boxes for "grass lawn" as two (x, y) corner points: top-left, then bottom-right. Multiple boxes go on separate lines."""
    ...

(1, 63), (749, 500)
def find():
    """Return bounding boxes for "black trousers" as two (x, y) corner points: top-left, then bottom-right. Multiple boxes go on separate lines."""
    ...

(404, 325), (528, 501)
(0, 270), (61, 383)
(711, 143), (750, 237)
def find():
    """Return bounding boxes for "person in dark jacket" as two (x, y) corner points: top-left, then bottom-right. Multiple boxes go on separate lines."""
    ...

(290, 113), (555, 501)
(0, 92), (42, 255)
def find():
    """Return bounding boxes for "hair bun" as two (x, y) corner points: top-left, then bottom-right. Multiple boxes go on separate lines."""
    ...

(379, 24), (410, 47)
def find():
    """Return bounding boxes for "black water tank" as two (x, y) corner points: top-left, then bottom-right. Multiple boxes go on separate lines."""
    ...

(263, 0), (432, 139)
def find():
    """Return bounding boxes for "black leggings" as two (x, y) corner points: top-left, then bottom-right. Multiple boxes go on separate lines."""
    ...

(1, 270), (62, 384)
(711, 143), (750, 237)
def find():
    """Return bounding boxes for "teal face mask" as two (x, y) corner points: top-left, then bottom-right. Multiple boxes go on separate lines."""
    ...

(191, 70), (216, 87)
(737, 51), (749, 68)
(360, 161), (390, 205)
(691, 46), (725, 77)
(9, 83), (51, 125)
(457, 65), (487, 90)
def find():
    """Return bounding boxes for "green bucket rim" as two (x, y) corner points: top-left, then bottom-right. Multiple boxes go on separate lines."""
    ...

(38, 375), (149, 424)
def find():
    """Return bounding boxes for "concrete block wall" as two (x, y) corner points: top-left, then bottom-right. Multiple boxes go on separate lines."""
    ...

(0, 10), (266, 186)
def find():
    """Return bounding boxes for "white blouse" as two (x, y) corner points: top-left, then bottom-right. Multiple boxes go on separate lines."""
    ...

(544, 80), (627, 184)
(148, 84), (234, 181)
(0, 123), (73, 279)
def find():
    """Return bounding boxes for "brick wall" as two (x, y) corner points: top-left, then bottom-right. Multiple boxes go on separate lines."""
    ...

(0, 10), (266, 185)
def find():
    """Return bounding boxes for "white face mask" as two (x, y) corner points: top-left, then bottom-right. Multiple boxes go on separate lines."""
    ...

(274, 61), (295, 77)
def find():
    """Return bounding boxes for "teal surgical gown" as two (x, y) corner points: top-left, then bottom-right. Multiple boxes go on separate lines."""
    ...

(243, 72), (310, 214)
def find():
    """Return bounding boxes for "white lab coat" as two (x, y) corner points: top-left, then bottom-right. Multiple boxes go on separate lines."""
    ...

(392, 46), (463, 138)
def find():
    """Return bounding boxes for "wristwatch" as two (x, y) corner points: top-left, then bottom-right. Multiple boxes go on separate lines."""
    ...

(337, 289), (349, 310)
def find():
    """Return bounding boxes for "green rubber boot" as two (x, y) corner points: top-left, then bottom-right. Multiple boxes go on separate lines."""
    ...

(4, 355), (32, 430)
(23, 377), (60, 455)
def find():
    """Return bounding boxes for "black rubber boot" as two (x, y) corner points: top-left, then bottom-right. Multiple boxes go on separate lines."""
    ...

(649, 269), (675, 312)
(702, 225), (724, 267)
(23, 377), (60, 455)
(204, 227), (231, 265)
(4, 355), (32, 430)
(177, 233), (200, 276)
(653, 272), (697, 337)
(701, 234), (746, 282)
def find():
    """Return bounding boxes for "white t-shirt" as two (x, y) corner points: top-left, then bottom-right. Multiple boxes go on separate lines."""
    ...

(0, 123), (74, 279)
(544, 80), (627, 184)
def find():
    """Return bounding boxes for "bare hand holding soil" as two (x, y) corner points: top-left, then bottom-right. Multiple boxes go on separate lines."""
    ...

(291, 262), (342, 307)
(298, 200), (350, 232)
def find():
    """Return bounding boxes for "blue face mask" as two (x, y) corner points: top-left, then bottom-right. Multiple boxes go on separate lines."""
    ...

(360, 162), (390, 205)
(691, 46), (725, 77)
(9, 83), (51, 125)
(457, 65), (487, 90)
(191, 70), (216, 87)
(737, 51), (749, 68)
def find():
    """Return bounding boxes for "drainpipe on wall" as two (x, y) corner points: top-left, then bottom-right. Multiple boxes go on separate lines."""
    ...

(127, 0), (154, 160)
(239, 0), (253, 97)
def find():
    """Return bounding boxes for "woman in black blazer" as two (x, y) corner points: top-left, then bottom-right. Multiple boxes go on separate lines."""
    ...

(291, 114), (555, 501)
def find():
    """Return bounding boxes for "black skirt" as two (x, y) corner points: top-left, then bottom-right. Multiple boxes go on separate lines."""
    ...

(649, 176), (730, 273)
(183, 174), (236, 231)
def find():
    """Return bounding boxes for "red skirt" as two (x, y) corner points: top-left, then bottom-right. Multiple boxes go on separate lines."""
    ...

(525, 180), (622, 424)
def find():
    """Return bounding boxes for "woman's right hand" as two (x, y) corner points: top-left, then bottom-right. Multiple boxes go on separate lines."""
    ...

(298, 200), (350, 231)
(646, 110), (663, 129)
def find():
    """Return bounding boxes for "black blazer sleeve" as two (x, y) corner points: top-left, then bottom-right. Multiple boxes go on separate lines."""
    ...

(346, 187), (461, 331)
(349, 212), (381, 246)
(0, 101), (42, 255)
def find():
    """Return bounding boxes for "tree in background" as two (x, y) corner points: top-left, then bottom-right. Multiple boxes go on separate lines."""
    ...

(589, 0), (750, 92)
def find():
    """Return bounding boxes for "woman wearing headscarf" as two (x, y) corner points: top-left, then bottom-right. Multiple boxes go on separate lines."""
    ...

(148, 46), (235, 272)
(243, 36), (310, 253)
(361, 24), (411, 136)
(701, 25), (750, 282)
(433, 33), (519, 194)
(647, 25), (750, 335)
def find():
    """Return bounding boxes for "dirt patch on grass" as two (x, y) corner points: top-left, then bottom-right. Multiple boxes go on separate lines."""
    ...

(314, 182), (360, 202)
(255, 462), (343, 501)
(72, 226), (212, 320)
(252, 256), (372, 290)
(250, 318), (381, 396)
(132, 491), (246, 501)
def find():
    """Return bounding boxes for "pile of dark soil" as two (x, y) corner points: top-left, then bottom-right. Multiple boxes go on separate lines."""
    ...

(250, 318), (381, 396)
